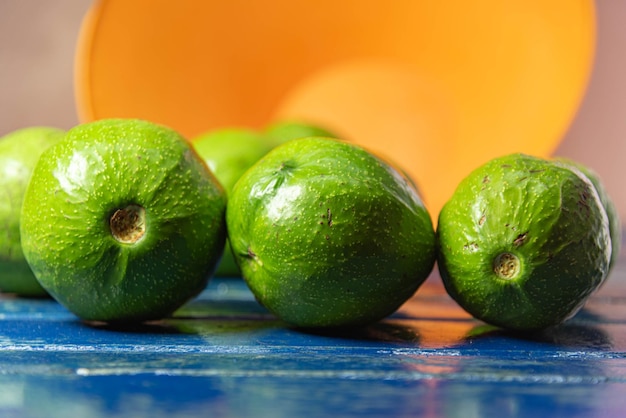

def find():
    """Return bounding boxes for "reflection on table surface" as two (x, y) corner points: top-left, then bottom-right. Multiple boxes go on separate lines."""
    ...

(1, 258), (625, 417)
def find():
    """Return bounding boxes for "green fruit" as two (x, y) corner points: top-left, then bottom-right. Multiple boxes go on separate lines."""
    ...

(555, 157), (621, 271)
(437, 153), (611, 331)
(20, 119), (227, 322)
(193, 128), (274, 192)
(226, 137), (436, 328)
(193, 127), (275, 276)
(263, 120), (339, 145)
(0, 127), (65, 296)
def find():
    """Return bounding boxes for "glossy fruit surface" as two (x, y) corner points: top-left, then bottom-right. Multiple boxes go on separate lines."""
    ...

(437, 153), (611, 331)
(555, 157), (621, 271)
(20, 119), (227, 322)
(0, 127), (65, 296)
(193, 127), (275, 276)
(226, 137), (436, 328)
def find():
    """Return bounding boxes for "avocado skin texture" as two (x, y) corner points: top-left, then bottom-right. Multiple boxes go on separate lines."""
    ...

(193, 128), (274, 277)
(20, 119), (227, 322)
(226, 137), (436, 328)
(555, 157), (621, 272)
(0, 127), (64, 296)
(437, 153), (611, 332)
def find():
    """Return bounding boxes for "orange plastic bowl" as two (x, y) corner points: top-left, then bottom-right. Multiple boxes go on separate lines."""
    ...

(75, 0), (595, 217)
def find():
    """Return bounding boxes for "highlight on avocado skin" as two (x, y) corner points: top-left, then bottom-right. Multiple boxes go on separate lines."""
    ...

(192, 121), (342, 277)
(226, 136), (436, 328)
(10, 117), (616, 335)
(436, 153), (612, 332)
(20, 119), (227, 322)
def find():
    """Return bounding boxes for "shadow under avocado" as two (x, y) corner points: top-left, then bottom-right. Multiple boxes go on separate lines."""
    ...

(464, 321), (613, 351)
(294, 321), (421, 344)
(83, 316), (285, 337)
(83, 319), (186, 335)
(174, 299), (273, 320)
(80, 298), (279, 336)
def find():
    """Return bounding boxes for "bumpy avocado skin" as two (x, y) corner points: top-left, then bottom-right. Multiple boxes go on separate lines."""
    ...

(193, 128), (275, 277)
(226, 137), (436, 328)
(437, 153), (611, 331)
(20, 119), (227, 322)
(0, 127), (65, 296)
(555, 157), (621, 272)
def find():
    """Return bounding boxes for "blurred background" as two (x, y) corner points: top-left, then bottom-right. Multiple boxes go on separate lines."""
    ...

(1, 0), (624, 219)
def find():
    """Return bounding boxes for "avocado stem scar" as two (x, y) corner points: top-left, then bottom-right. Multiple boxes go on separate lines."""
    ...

(110, 204), (146, 244)
(493, 252), (520, 280)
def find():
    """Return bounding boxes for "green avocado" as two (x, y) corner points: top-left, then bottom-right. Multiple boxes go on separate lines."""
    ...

(20, 119), (227, 322)
(554, 157), (621, 272)
(0, 126), (65, 296)
(226, 137), (436, 328)
(193, 127), (276, 277)
(263, 120), (339, 145)
(436, 153), (611, 331)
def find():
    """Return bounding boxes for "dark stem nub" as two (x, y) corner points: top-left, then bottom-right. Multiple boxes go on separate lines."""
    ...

(493, 252), (520, 280)
(110, 204), (146, 244)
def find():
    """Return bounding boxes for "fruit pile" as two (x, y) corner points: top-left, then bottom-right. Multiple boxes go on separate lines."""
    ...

(0, 119), (619, 332)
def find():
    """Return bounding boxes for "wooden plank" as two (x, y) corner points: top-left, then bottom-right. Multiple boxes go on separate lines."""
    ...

(0, 260), (625, 417)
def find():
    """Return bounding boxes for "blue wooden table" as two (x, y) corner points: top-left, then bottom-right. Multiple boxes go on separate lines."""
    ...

(1, 254), (625, 418)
